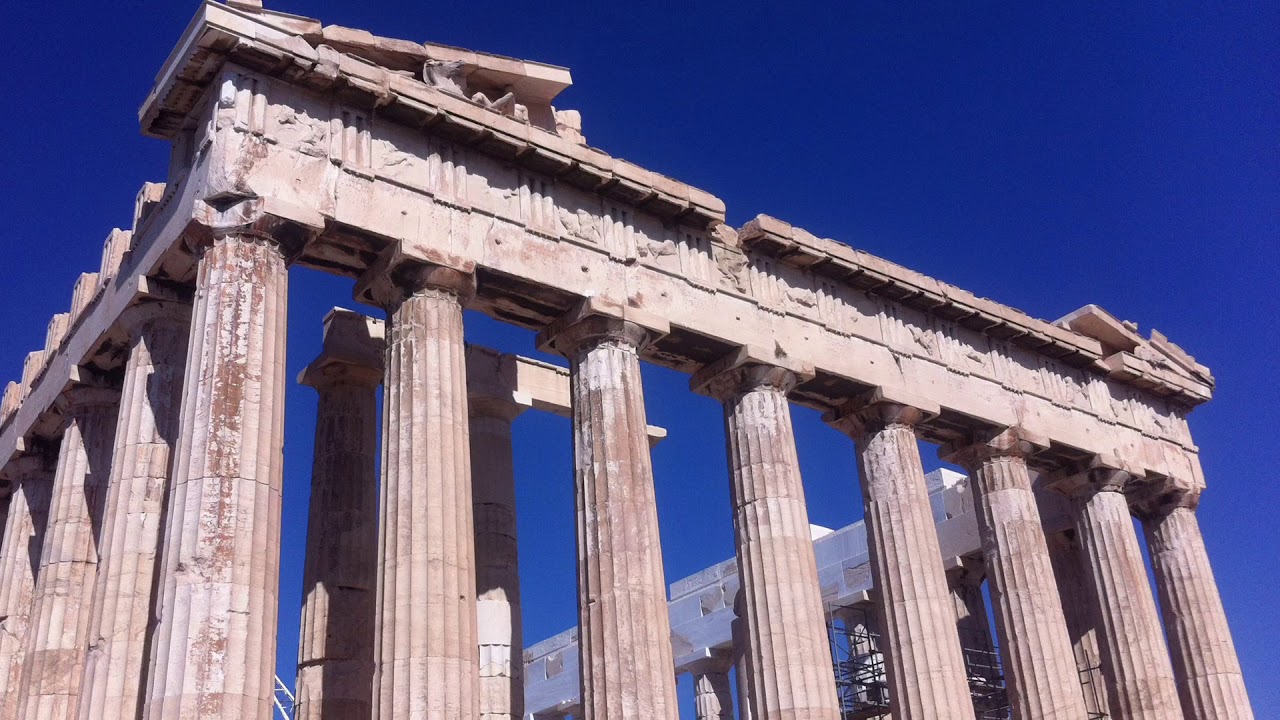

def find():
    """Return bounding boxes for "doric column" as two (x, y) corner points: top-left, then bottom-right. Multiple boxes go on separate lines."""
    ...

(1044, 529), (1110, 718)
(356, 250), (479, 720)
(943, 430), (1087, 720)
(144, 231), (293, 720)
(537, 299), (678, 720)
(943, 557), (996, 683)
(470, 394), (528, 720)
(294, 309), (383, 720)
(826, 389), (975, 720)
(691, 348), (839, 720)
(1141, 491), (1254, 720)
(0, 455), (55, 720)
(691, 658), (734, 720)
(1063, 459), (1181, 719)
(18, 384), (120, 720)
(78, 302), (190, 720)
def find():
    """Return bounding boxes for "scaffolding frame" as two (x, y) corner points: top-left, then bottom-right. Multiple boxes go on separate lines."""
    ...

(273, 675), (295, 720)
(826, 602), (1014, 720)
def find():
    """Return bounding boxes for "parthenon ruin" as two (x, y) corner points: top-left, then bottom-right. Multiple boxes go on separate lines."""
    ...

(0, 2), (1255, 719)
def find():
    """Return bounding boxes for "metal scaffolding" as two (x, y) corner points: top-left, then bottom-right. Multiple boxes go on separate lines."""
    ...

(826, 604), (891, 719)
(1078, 661), (1110, 719)
(826, 603), (1015, 720)
(273, 675), (295, 720)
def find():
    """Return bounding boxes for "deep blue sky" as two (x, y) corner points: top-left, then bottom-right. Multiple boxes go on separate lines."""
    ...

(2, 0), (1276, 716)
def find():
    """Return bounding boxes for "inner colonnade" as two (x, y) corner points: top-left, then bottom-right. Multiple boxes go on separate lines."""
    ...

(0, 2), (1255, 720)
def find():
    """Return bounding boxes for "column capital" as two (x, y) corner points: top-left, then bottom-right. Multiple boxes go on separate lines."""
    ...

(689, 345), (814, 401)
(299, 361), (383, 390)
(1131, 483), (1201, 522)
(0, 450), (55, 484)
(185, 194), (324, 260)
(535, 296), (669, 359)
(1049, 453), (1138, 498)
(939, 425), (1048, 469)
(118, 299), (192, 338)
(53, 379), (120, 418)
(354, 243), (476, 310)
(943, 554), (986, 587)
(822, 385), (940, 439)
(298, 308), (386, 390)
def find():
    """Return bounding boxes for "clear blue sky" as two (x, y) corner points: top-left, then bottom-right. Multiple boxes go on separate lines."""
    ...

(2, 1), (1276, 716)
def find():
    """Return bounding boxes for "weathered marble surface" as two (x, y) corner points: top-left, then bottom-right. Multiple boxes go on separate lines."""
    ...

(79, 305), (189, 720)
(1143, 497), (1254, 720)
(946, 431), (1088, 720)
(471, 399), (525, 720)
(145, 233), (290, 720)
(540, 304), (679, 720)
(692, 662), (734, 720)
(360, 256), (480, 720)
(1073, 473), (1182, 720)
(295, 310), (382, 720)
(829, 394), (975, 720)
(18, 387), (118, 720)
(694, 351), (839, 720)
(0, 458), (54, 720)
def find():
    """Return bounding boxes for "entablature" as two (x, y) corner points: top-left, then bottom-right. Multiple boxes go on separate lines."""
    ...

(131, 55), (1203, 491)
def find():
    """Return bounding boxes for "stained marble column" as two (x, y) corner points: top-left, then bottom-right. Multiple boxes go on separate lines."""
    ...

(470, 396), (527, 720)
(538, 302), (678, 720)
(1142, 492), (1254, 720)
(827, 392), (975, 720)
(358, 255), (479, 720)
(945, 430), (1088, 720)
(692, 352), (838, 720)
(294, 310), (382, 720)
(18, 385), (120, 720)
(0, 456), (55, 720)
(144, 231), (292, 720)
(1070, 463), (1181, 719)
(78, 302), (189, 720)
(691, 660), (734, 720)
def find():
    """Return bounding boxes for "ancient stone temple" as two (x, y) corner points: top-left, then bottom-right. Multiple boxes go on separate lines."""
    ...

(0, 2), (1254, 720)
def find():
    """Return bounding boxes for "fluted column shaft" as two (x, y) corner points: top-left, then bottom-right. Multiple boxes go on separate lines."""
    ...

(144, 232), (291, 720)
(697, 360), (838, 720)
(295, 363), (380, 720)
(543, 312), (677, 720)
(18, 388), (120, 720)
(1143, 499), (1253, 720)
(79, 304), (189, 720)
(369, 265), (478, 720)
(830, 399), (975, 720)
(1075, 480), (1181, 719)
(948, 434), (1088, 720)
(693, 667), (734, 720)
(471, 401), (525, 720)
(0, 460), (54, 720)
